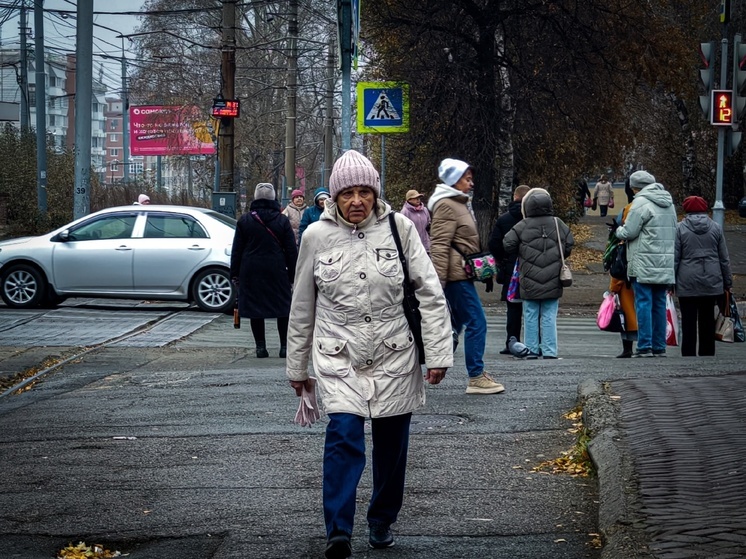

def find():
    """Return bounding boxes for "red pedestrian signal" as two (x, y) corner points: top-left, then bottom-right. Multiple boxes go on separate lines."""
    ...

(711, 90), (734, 125)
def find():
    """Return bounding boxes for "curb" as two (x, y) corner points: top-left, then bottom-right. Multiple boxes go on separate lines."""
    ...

(578, 379), (654, 559)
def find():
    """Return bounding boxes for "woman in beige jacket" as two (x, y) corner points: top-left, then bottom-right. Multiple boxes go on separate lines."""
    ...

(428, 158), (505, 395)
(286, 150), (453, 559)
(593, 175), (615, 217)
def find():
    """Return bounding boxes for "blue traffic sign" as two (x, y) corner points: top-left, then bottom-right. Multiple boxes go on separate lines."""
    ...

(356, 82), (409, 134)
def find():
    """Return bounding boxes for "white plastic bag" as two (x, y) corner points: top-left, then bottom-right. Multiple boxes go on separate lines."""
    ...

(665, 291), (679, 346)
(294, 377), (320, 427)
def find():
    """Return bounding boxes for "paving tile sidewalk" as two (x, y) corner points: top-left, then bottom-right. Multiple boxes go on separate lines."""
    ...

(583, 373), (746, 559)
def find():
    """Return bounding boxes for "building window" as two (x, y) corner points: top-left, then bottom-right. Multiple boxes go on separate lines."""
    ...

(110, 149), (119, 157)
(110, 119), (118, 129)
(130, 162), (144, 174)
(111, 162), (119, 172)
(49, 114), (57, 126)
(110, 134), (117, 142)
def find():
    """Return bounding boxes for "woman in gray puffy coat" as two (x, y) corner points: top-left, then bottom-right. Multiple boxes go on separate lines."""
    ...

(503, 187), (573, 359)
(675, 196), (732, 356)
(286, 150), (453, 558)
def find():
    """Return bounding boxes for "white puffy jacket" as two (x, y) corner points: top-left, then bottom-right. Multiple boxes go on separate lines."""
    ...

(286, 199), (453, 418)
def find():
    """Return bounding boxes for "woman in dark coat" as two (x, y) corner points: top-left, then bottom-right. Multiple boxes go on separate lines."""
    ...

(231, 183), (298, 358)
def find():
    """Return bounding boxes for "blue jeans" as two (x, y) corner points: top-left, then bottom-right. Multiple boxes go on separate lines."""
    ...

(444, 280), (487, 377)
(632, 281), (668, 352)
(522, 299), (559, 357)
(323, 413), (412, 538)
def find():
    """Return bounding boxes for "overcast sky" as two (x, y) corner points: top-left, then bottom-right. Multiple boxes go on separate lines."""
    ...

(1, 0), (145, 93)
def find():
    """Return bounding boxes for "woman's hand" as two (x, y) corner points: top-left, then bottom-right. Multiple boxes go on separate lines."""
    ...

(290, 379), (314, 397)
(424, 368), (447, 385)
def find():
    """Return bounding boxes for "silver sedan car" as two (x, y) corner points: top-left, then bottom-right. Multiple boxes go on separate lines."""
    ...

(0, 205), (237, 313)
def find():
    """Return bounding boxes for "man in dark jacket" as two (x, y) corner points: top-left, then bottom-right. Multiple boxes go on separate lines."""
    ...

(489, 185), (530, 354)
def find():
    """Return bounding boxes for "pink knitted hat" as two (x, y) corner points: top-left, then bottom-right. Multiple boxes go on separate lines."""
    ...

(329, 150), (380, 200)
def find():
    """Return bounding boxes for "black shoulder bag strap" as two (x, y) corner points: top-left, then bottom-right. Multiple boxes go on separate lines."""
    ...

(388, 212), (426, 364)
(251, 211), (282, 247)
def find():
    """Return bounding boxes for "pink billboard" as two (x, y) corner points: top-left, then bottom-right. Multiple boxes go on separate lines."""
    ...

(129, 105), (216, 156)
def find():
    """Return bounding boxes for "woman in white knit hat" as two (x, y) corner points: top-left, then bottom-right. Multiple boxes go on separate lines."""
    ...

(286, 150), (453, 558)
(428, 158), (505, 394)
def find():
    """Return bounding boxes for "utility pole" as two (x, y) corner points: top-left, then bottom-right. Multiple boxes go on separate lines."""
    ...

(33, 0), (47, 213)
(73, 0), (93, 219)
(121, 37), (129, 183)
(323, 37), (334, 188)
(19, 1), (29, 131)
(338, 0), (352, 151)
(284, 0), (298, 203)
(218, 0), (236, 193)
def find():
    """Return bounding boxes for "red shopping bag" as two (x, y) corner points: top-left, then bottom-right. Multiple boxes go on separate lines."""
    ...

(665, 291), (679, 346)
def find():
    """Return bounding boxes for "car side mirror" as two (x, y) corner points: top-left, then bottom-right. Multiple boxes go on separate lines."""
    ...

(58, 229), (70, 242)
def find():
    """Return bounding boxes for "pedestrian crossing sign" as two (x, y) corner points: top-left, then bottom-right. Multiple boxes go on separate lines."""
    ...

(356, 82), (410, 134)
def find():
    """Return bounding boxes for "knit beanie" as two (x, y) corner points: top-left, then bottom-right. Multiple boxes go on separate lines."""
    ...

(629, 170), (656, 189)
(329, 150), (380, 200)
(438, 158), (470, 186)
(291, 189), (304, 198)
(254, 182), (276, 201)
(683, 196), (708, 214)
(138, 194), (150, 204)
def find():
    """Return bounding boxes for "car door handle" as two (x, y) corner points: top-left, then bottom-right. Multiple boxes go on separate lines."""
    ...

(115, 246), (132, 251)
(188, 245), (206, 250)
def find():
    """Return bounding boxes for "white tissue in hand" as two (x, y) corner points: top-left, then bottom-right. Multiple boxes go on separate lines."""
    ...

(294, 377), (320, 427)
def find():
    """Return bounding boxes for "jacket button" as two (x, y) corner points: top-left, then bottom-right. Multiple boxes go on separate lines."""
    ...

(366, 359), (373, 365)
(360, 272), (366, 279)
(335, 346), (340, 351)
(327, 258), (332, 263)
(392, 343), (397, 348)
(358, 232), (364, 239)
(408, 336), (413, 342)
(365, 316), (371, 322)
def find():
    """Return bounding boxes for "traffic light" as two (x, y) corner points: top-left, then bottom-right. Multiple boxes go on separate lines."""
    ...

(711, 90), (734, 125)
(732, 33), (746, 122)
(699, 41), (716, 118)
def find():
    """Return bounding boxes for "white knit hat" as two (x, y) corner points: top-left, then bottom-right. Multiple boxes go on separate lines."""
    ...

(438, 158), (470, 186)
(254, 182), (276, 201)
(329, 150), (380, 200)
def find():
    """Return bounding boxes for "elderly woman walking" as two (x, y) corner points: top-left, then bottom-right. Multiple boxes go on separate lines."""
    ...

(230, 183), (297, 358)
(286, 150), (453, 559)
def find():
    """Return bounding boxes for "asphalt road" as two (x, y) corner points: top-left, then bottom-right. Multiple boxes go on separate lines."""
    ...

(1, 301), (744, 559)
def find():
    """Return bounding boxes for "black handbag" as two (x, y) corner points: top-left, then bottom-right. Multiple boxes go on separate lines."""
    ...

(388, 213), (426, 364)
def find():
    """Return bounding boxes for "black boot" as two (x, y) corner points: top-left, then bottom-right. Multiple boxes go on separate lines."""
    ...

(616, 340), (633, 358)
(279, 346), (287, 358)
(256, 342), (269, 358)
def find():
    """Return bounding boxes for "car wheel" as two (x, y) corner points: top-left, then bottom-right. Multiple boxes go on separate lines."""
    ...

(1, 264), (47, 308)
(192, 268), (234, 313)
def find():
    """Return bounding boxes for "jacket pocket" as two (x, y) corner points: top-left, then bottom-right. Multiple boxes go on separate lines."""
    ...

(315, 337), (351, 378)
(382, 332), (417, 377)
(374, 247), (400, 277)
(316, 250), (344, 282)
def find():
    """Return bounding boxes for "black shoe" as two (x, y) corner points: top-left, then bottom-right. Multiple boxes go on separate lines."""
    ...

(369, 523), (395, 549)
(652, 349), (667, 357)
(499, 347), (512, 355)
(325, 534), (352, 559)
(525, 352), (541, 360)
(542, 355), (559, 359)
(279, 346), (287, 358)
(616, 350), (633, 358)
(632, 349), (653, 358)
(256, 347), (269, 358)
